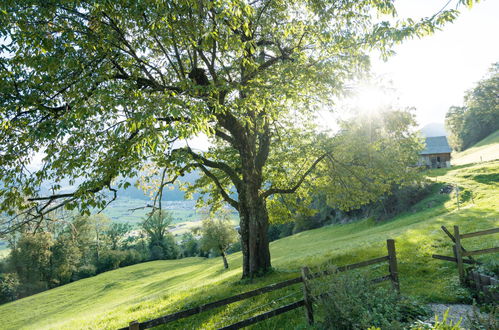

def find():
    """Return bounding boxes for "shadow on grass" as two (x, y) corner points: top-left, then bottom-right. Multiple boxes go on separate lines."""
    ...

(468, 173), (499, 185)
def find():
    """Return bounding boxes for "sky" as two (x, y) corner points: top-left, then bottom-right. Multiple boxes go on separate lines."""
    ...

(358, 0), (499, 128)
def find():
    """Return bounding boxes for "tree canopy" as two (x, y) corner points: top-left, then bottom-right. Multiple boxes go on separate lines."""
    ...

(445, 62), (499, 151)
(0, 0), (474, 277)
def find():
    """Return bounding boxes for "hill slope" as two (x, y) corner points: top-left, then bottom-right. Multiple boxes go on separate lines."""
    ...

(452, 129), (499, 165)
(0, 162), (498, 329)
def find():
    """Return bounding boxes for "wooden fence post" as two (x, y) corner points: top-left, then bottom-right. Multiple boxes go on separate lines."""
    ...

(129, 320), (139, 330)
(301, 267), (314, 325)
(454, 225), (465, 283)
(386, 239), (400, 292)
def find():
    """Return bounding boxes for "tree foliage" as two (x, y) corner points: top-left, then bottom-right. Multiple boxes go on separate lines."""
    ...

(140, 211), (178, 260)
(198, 212), (237, 269)
(445, 63), (499, 151)
(0, 0), (474, 277)
(106, 222), (132, 250)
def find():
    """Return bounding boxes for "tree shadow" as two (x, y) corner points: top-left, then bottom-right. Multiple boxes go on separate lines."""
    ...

(466, 173), (499, 185)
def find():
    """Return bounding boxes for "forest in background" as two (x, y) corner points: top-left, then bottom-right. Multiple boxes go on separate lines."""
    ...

(445, 63), (499, 151)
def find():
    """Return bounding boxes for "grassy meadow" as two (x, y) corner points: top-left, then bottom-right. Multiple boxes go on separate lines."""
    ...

(452, 129), (499, 165)
(0, 160), (497, 329)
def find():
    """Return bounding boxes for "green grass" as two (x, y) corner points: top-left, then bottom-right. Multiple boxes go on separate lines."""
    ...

(452, 129), (499, 165)
(0, 162), (498, 329)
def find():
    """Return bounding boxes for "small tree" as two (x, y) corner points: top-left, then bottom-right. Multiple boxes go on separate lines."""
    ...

(105, 222), (132, 250)
(141, 211), (178, 260)
(179, 232), (201, 258)
(199, 214), (237, 269)
(9, 232), (54, 295)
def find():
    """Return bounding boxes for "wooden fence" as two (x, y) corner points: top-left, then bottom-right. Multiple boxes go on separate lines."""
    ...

(432, 225), (499, 283)
(122, 239), (399, 330)
(467, 270), (499, 303)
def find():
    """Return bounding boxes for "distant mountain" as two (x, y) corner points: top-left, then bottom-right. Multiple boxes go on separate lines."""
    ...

(420, 122), (448, 137)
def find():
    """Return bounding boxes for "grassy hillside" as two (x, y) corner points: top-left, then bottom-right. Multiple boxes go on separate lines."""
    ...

(0, 162), (498, 329)
(452, 129), (499, 165)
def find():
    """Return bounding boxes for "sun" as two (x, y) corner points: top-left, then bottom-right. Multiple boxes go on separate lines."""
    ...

(347, 84), (394, 115)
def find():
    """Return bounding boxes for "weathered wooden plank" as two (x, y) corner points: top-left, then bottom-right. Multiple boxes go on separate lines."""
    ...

(387, 239), (400, 292)
(479, 274), (492, 286)
(454, 226), (465, 283)
(462, 246), (499, 256)
(460, 227), (499, 239)
(119, 276), (303, 329)
(441, 226), (476, 263)
(431, 254), (475, 264)
(473, 272), (481, 291)
(301, 267), (314, 325)
(218, 300), (305, 330)
(371, 274), (391, 284)
(309, 256), (389, 279)
(128, 321), (139, 330)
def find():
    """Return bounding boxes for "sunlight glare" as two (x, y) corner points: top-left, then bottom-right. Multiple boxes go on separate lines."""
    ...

(348, 84), (394, 116)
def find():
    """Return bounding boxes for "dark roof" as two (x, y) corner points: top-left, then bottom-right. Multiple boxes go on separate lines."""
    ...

(420, 136), (452, 155)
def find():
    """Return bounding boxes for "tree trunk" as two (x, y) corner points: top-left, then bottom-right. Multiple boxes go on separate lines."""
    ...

(221, 251), (229, 269)
(239, 191), (271, 278)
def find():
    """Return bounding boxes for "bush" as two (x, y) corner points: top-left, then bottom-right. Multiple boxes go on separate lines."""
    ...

(267, 222), (294, 241)
(120, 249), (143, 267)
(74, 264), (97, 280)
(97, 250), (127, 272)
(311, 267), (428, 329)
(148, 234), (179, 260)
(226, 240), (241, 254)
(468, 304), (498, 330)
(0, 273), (19, 304)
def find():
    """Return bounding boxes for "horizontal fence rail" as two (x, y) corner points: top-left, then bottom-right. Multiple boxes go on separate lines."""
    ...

(123, 239), (399, 330)
(460, 227), (499, 239)
(462, 246), (499, 256)
(120, 277), (303, 330)
(432, 254), (475, 264)
(218, 300), (306, 330)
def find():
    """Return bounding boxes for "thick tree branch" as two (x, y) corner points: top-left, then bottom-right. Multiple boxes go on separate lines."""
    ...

(255, 123), (271, 171)
(186, 147), (242, 188)
(197, 163), (239, 210)
(214, 128), (235, 145)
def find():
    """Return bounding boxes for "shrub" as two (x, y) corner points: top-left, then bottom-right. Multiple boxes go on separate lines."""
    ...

(226, 240), (241, 254)
(267, 222), (294, 241)
(311, 267), (428, 329)
(468, 305), (498, 330)
(149, 234), (179, 260)
(97, 250), (127, 272)
(120, 249), (143, 267)
(0, 273), (19, 304)
(74, 264), (97, 280)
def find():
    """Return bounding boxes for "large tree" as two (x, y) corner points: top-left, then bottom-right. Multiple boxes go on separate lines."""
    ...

(0, 0), (472, 278)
